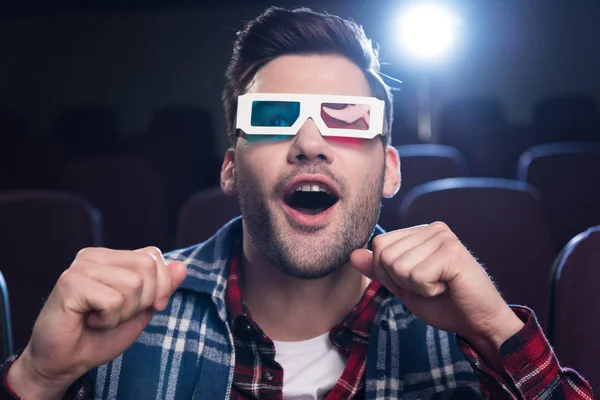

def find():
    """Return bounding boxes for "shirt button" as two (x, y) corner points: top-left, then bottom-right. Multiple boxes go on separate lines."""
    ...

(262, 369), (274, 382)
(376, 369), (386, 380)
(380, 320), (389, 331)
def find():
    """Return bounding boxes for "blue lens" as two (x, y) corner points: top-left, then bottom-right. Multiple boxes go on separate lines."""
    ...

(250, 101), (300, 127)
(245, 134), (291, 143)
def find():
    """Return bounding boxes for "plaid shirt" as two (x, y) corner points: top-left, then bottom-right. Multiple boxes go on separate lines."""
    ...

(226, 247), (386, 400)
(1, 217), (593, 399)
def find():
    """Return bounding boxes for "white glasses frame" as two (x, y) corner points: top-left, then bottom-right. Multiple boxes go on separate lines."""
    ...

(236, 93), (385, 139)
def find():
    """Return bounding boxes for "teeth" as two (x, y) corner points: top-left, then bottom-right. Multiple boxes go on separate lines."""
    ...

(294, 183), (330, 193)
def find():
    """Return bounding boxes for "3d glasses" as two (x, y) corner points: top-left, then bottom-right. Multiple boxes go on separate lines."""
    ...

(236, 93), (385, 140)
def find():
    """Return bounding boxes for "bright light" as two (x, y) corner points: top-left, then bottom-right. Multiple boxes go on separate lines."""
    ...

(398, 4), (461, 61)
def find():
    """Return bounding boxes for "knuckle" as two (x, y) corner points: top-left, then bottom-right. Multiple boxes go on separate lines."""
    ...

(71, 259), (94, 273)
(143, 246), (163, 260)
(442, 236), (463, 255)
(390, 258), (410, 278)
(430, 221), (449, 231)
(106, 292), (125, 311)
(75, 247), (97, 261)
(407, 270), (433, 296)
(58, 268), (81, 290)
(128, 273), (144, 293)
(371, 235), (386, 251)
(408, 268), (424, 286)
(379, 247), (396, 268)
(138, 253), (158, 272)
(437, 229), (455, 243)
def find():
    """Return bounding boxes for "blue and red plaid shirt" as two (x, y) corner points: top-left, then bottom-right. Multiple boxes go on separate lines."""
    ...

(226, 250), (386, 399)
(0, 218), (594, 399)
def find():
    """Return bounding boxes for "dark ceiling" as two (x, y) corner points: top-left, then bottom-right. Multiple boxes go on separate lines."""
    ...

(0, 0), (314, 15)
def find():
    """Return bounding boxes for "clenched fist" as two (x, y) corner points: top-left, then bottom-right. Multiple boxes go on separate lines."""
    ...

(7, 247), (187, 400)
(350, 222), (524, 366)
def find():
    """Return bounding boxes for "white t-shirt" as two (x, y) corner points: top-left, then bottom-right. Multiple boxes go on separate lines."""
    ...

(273, 332), (348, 400)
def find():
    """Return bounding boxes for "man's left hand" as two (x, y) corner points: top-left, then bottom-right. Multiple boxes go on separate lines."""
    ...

(350, 222), (524, 351)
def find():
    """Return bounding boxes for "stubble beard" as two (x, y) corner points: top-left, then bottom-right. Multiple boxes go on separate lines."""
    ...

(235, 163), (384, 279)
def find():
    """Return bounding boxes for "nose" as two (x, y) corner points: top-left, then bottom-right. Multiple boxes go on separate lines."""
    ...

(287, 118), (334, 165)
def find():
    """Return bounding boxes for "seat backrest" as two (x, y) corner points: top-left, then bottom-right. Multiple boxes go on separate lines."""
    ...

(0, 270), (13, 361)
(400, 178), (556, 329)
(177, 186), (240, 248)
(59, 156), (168, 250)
(0, 191), (102, 350)
(549, 226), (600, 395)
(379, 145), (469, 231)
(142, 106), (221, 220)
(518, 142), (600, 252)
(438, 98), (507, 142)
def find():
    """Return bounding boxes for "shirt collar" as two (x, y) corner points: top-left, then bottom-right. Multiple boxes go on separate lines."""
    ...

(168, 216), (243, 298)
(225, 249), (245, 324)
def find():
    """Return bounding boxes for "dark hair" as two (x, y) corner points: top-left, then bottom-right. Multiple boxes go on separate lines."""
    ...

(222, 6), (393, 147)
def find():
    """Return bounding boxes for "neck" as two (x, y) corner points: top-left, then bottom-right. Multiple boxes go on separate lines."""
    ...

(240, 230), (370, 342)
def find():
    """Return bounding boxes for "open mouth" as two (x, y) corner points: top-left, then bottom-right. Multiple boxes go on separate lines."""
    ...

(283, 183), (340, 215)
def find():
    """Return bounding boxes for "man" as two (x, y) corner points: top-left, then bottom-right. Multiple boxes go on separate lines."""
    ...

(1, 6), (592, 400)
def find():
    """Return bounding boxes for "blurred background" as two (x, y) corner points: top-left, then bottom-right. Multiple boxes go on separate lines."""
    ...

(0, 0), (599, 393)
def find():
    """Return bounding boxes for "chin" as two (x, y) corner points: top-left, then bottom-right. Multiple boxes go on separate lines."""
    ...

(275, 258), (345, 280)
(269, 233), (352, 279)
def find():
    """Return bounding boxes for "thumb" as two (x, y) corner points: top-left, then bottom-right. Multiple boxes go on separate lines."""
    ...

(153, 261), (187, 311)
(349, 249), (375, 279)
(167, 261), (188, 295)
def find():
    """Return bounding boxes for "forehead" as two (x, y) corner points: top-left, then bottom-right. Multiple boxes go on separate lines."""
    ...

(246, 54), (372, 97)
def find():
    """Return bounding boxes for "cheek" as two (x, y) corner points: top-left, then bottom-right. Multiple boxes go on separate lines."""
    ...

(346, 158), (386, 199)
(238, 148), (283, 195)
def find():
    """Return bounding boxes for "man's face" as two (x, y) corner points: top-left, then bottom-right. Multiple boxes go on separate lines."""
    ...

(222, 54), (399, 279)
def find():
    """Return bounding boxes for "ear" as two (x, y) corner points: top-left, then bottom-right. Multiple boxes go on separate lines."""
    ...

(221, 148), (237, 196)
(382, 145), (400, 198)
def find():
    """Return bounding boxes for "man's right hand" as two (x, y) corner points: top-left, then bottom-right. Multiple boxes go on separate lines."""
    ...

(6, 247), (188, 400)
